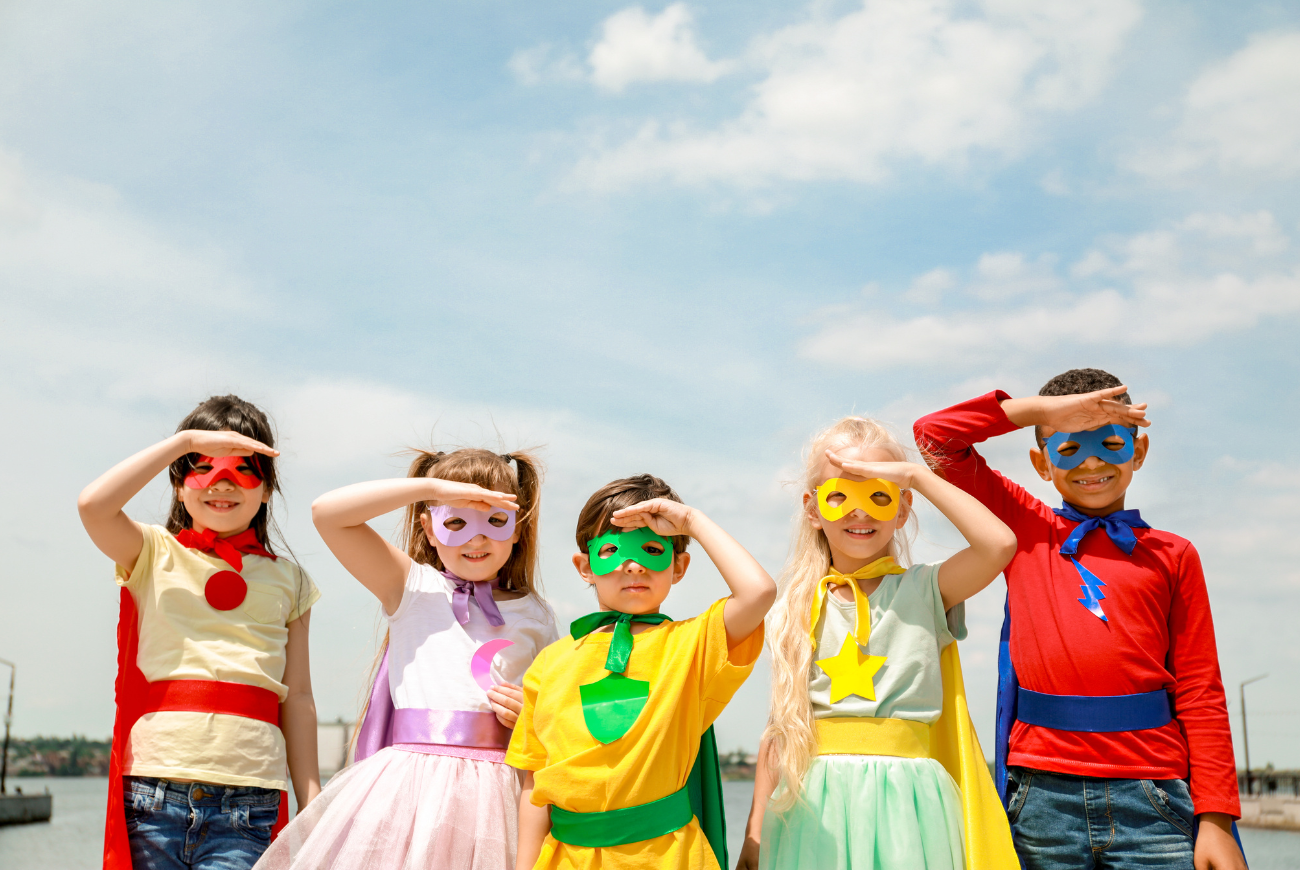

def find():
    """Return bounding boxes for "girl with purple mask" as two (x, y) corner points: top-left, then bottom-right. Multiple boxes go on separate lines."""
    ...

(254, 448), (558, 870)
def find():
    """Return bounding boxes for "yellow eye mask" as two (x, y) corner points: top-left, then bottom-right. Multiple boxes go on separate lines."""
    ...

(815, 477), (902, 522)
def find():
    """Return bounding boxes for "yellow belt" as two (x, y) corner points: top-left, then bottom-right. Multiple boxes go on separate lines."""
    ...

(815, 717), (931, 758)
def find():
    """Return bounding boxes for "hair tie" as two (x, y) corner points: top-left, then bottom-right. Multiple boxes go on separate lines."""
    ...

(500, 452), (515, 464)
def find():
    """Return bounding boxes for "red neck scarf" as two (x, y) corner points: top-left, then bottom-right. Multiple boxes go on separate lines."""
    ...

(174, 527), (275, 573)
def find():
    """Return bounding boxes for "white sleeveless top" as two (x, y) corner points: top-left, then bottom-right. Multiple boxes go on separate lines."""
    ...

(386, 561), (558, 713)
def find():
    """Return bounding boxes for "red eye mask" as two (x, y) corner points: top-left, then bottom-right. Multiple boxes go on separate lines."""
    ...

(184, 455), (263, 490)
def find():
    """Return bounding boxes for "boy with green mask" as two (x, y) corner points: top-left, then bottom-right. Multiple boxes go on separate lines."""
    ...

(506, 473), (776, 870)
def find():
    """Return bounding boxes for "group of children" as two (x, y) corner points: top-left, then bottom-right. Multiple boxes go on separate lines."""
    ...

(79, 368), (1246, 870)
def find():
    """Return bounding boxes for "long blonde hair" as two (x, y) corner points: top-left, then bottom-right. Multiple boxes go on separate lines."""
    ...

(762, 416), (917, 811)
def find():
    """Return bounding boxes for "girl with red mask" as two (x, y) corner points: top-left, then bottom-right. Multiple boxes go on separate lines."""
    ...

(78, 394), (321, 870)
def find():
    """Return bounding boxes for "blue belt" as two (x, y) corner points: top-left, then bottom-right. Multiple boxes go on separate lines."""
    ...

(1016, 688), (1173, 733)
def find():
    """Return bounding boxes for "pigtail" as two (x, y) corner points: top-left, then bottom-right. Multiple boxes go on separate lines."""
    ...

(399, 451), (447, 568)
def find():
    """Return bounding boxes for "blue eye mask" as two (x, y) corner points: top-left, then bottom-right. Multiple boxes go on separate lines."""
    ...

(1044, 424), (1136, 470)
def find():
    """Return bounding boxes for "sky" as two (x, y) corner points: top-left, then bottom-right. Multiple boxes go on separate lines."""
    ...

(1, 0), (1298, 770)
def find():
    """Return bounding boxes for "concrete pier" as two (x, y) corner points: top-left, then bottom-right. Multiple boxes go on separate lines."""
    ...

(1238, 796), (1300, 831)
(0, 792), (53, 825)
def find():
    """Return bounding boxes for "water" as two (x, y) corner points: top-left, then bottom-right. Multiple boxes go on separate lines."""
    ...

(2, 777), (1297, 869)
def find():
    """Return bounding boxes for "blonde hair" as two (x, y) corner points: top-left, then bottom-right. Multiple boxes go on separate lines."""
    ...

(762, 416), (917, 811)
(350, 445), (545, 759)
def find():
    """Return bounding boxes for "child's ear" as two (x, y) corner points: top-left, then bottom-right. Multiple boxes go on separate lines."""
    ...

(802, 491), (823, 530)
(1028, 448), (1053, 482)
(261, 486), (271, 505)
(572, 552), (597, 586)
(1131, 432), (1149, 471)
(896, 489), (914, 524)
(670, 552), (691, 585)
(419, 510), (437, 545)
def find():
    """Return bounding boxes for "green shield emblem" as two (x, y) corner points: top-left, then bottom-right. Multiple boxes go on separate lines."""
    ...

(579, 673), (649, 744)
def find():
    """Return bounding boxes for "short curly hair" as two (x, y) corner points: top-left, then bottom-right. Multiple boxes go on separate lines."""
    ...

(1035, 368), (1133, 446)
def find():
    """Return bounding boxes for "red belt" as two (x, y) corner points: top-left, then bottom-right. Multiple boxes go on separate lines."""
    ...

(105, 589), (289, 869)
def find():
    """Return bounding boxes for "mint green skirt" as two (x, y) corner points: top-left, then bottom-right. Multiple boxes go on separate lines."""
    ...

(759, 755), (964, 870)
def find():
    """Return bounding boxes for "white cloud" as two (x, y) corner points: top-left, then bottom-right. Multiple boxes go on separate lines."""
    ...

(904, 268), (955, 306)
(572, 0), (1141, 188)
(971, 252), (1060, 300)
(800, 211), (1300, 368)
(508, 42), (586, 87)
(589, 3), (732, 92)
(508, 4), (730, 91)
(1132, 30), (1300, 178)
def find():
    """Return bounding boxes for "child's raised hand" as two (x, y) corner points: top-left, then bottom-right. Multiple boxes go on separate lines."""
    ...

(826, 451), (921, 489)
(427, 479), (520, 513)
(487, 683), (524, 728)
(611, 498), (694, 538)
(1037, 385), (1149, 434)
(182, 429), (280, 458)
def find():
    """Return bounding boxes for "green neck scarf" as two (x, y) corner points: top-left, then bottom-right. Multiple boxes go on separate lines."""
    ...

(569, 610), (672, 675)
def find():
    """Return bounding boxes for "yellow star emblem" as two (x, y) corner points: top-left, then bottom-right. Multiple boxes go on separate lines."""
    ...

(816, 633), (887, 703)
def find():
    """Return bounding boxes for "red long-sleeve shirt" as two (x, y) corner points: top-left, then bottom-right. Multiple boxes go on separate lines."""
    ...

(914, 391), (1240, 818)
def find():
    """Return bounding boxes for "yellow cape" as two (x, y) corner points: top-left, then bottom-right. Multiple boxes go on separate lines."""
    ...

(930, 642), (1019, 870)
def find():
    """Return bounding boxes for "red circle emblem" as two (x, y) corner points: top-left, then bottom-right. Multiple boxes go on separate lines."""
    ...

(205, 570), (248, 610)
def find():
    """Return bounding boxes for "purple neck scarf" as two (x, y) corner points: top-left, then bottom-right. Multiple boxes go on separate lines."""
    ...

(442, 569), (506, 628)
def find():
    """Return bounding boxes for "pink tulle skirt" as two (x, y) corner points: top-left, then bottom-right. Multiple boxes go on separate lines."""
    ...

(254, 746), (520, 870)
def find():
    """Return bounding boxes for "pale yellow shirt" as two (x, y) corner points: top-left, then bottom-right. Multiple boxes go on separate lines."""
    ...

(116, 523), (320, 789)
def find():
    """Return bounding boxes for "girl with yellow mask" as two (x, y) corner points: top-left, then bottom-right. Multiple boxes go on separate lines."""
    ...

(736, 417), (1020, 870)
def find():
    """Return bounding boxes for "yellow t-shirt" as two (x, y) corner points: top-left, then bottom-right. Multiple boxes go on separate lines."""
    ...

(506, 598), (763, 870)
(116, 523), (320, 790)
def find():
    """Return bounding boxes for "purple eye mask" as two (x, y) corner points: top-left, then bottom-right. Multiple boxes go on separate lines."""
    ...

(427, 504), (517, 546)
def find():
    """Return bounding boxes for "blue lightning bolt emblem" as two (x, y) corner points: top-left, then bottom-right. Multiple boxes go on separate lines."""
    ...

(1070, 557), (1108, 621)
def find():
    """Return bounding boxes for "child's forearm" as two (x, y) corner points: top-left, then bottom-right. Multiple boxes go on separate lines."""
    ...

(311, 478), (439, 531)
(911, 467), (1017, 608)
(78, 434), (190, 568)
(686, 510), (777, 643)
(997, 396), (1044, 428)
(745, 735), (778, 842)
(79, 433), (188, 520)
(515, 772), (549, 870)
(282, 690), (321, 808)
(281, 613), (321, 808)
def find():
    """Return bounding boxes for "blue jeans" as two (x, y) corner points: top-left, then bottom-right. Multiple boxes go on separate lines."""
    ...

(124, 777), (281, 870)
(1006, 767), (1195, 869)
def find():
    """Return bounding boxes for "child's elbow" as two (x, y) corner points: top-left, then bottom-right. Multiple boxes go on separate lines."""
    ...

(992, 530), (1018, 569)
(76, 487), (101, 522)
(754, 579), (778, 614)
(309, 497), (331, 529)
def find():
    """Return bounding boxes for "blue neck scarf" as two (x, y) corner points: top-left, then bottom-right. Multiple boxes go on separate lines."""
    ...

(1053, 502), (1150, 556)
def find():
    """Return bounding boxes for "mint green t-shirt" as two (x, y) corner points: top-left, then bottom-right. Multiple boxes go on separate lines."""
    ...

(809, 562), (966, 724)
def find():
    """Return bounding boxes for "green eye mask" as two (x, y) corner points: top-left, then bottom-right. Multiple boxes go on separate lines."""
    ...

(586, 526), (673, 576)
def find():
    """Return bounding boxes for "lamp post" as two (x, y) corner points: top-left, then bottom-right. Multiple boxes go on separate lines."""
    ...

(1240, 673), (1268, 796)
(0, 657), (14, 795)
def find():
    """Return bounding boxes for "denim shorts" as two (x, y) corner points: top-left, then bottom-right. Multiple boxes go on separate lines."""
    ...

(1005, 766), (1195, 870)
(124, 776), (281, 870)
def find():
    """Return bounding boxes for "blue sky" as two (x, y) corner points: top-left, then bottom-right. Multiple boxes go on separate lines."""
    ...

(2, 0), (1298, 768)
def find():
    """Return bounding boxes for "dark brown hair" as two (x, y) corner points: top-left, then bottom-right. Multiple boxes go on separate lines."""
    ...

(574, 473), (689, 557)
(165, 394), (281, 552)
(1035, 367), (1134, 447)
(398, 447), (543, 594)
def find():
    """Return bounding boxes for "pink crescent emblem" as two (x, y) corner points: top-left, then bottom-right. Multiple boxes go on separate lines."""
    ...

(471, 639), (515, 692)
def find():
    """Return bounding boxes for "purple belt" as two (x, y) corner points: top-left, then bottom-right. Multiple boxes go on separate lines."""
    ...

(353, 651), (512, 764)
(392, 708), (511, 747)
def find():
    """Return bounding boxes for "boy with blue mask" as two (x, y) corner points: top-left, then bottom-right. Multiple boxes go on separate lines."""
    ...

(914, 369), (1244, 870)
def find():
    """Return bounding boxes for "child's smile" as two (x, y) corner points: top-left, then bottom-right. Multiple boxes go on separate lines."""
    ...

(178, 478), (267, 536)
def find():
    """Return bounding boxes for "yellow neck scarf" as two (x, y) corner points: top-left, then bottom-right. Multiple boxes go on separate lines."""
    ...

(809, 556), (906, 647)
